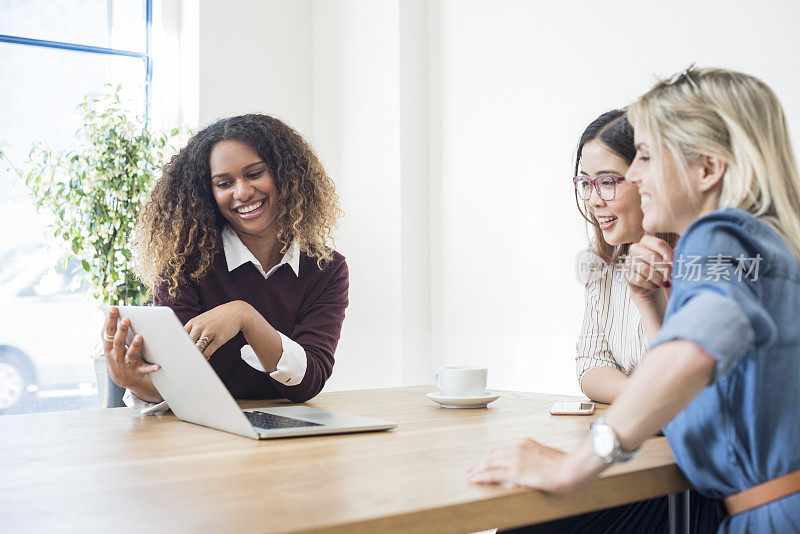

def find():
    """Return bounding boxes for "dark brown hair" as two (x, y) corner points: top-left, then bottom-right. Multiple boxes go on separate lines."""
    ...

(574, 110), (677, 264)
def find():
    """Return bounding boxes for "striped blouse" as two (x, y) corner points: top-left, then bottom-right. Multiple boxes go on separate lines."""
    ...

(575, 262), (649, 386)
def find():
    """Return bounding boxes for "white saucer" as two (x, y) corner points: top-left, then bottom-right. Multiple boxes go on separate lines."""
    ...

(426, 391), (500, 409)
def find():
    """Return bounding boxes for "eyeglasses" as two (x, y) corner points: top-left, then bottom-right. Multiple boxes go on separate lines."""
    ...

(573, 175), (626, 201)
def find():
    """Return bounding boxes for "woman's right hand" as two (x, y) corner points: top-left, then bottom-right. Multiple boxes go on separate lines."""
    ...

(625, 236), (673, 301)
(101, 306), (161, 389)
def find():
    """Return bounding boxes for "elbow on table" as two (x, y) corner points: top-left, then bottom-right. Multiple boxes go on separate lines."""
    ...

(281, 387), (321, 404)
(289, 352), (334, 404)
(579, 380), (600, 403)
(578, 368), (621, 404)
(276, 349), (334, 403)
(279, 368), (329, 404)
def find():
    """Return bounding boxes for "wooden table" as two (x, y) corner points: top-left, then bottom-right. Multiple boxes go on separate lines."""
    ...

(0, 386), (690, 533)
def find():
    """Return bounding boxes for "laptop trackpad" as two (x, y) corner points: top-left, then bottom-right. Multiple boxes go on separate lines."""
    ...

(243, 410), (323, 430)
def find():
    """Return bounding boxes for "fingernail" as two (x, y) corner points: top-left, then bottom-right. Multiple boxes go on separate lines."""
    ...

(134, 335), (142, 343)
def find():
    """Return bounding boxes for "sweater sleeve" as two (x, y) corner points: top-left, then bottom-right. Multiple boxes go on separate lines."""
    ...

(575, 274), (624, 386)
(152, 279), (202, 326)
(270, 255), (349, 403)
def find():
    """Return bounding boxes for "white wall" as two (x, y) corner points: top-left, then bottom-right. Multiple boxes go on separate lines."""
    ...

(429, 0), (800, 395)
(155, 0), (314, 135)
(310, 0), (405, 390)
(156, 0), (800, 396)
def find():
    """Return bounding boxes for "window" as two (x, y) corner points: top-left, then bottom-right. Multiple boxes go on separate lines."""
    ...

(0, 0), (152, 414)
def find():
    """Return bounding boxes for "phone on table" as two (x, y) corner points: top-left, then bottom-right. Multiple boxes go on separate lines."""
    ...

(550, 401), (596, 415)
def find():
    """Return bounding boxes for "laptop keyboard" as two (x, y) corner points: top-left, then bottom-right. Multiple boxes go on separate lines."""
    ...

(244, 410), (323, 430)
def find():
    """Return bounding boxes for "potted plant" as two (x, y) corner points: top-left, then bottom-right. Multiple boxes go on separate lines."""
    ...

(2, 85), (185, 407)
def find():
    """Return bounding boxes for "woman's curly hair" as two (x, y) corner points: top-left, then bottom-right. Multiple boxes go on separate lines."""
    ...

(133, 114), (341, 298)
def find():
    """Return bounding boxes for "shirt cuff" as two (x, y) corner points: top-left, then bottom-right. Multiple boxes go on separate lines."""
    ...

(123, 388), (161, 412)
(239, 333), (307, 386)
(651, 291), (755, 375)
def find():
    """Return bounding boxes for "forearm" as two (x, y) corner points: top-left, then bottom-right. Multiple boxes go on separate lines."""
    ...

(237, 301), (284, 372)
(580, 366), (629, 404)
(555, 440), (608, 494)
(559, 341), (715, 490)
(631, 289), (668, 342)
(604, 340), (715, 451)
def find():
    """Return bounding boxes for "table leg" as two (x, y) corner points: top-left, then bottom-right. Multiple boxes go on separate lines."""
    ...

(668, 490), (691, 534)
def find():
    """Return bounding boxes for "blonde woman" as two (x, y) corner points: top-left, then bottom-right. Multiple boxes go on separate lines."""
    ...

(470, 68), (800, 532)
(101, 114), (348, 408)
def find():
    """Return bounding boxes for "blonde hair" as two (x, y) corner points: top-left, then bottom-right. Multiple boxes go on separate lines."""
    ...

(627, 67), (800, 260)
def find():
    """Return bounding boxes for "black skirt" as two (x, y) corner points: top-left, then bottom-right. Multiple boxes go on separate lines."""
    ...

(499, 491), (719, 534)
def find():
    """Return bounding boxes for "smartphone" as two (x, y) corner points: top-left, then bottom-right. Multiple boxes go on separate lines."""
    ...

(549, 401), (596, 415)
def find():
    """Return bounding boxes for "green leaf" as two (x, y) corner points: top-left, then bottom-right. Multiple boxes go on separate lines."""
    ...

(17, 83), (186, 307)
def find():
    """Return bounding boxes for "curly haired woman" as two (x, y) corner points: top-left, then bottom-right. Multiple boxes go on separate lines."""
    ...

(101, 114), (348, 407)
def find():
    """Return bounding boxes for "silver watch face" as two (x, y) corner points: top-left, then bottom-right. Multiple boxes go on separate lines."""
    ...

(593, 427), (616, 458)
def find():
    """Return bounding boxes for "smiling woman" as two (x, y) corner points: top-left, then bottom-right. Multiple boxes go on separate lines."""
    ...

(101, 114), (348, 407)
(572, 110), (678, 404)
(209, 140), (283, 266)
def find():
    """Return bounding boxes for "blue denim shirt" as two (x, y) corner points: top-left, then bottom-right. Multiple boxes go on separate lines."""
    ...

(651, 208), (800, 533)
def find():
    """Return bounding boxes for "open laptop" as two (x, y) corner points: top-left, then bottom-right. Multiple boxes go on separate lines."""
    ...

(105, 306), (396, 440)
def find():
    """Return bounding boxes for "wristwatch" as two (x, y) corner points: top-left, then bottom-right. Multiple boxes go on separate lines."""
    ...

(590, 416), (640, 463)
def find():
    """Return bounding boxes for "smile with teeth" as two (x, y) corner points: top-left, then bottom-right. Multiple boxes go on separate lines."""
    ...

(234, 199), (265, 214)
(597, 216), (618, 224)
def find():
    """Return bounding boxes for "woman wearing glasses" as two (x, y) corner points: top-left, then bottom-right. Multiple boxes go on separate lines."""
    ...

(573, 110), (676, 404)
(471, 67), (800, 532)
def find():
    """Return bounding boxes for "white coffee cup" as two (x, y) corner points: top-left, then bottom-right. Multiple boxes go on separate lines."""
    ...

(434, 366), (488, 397)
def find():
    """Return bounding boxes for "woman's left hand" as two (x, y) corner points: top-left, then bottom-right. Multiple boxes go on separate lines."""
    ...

(467, 438), (570, 494)
(184, 301), (253, 359)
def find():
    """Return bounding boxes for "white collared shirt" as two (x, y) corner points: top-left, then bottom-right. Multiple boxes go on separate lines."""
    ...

(221, 224), (301, 280)
(123, 226), (307, 412)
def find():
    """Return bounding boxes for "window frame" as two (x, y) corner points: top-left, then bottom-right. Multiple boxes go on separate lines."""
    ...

(0, 0), (153, 125)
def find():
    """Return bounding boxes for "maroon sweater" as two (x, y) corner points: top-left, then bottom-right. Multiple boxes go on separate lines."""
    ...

(154, 249), (348, 403)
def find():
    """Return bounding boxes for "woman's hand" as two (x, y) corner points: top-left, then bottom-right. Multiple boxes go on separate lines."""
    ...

(184, 301), (254, 359)
(102, 306), (161, 389)
(467, 438), (571, 494)
(626, 236), (673, 301)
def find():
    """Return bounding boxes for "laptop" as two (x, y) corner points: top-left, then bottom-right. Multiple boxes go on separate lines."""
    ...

(104, 306), (396, 440)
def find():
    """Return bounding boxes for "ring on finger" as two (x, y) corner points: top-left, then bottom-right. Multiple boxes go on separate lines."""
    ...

(103, 332), (114, 343)
(124, 354), (137, 365)
(195, 336), (210, 352)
